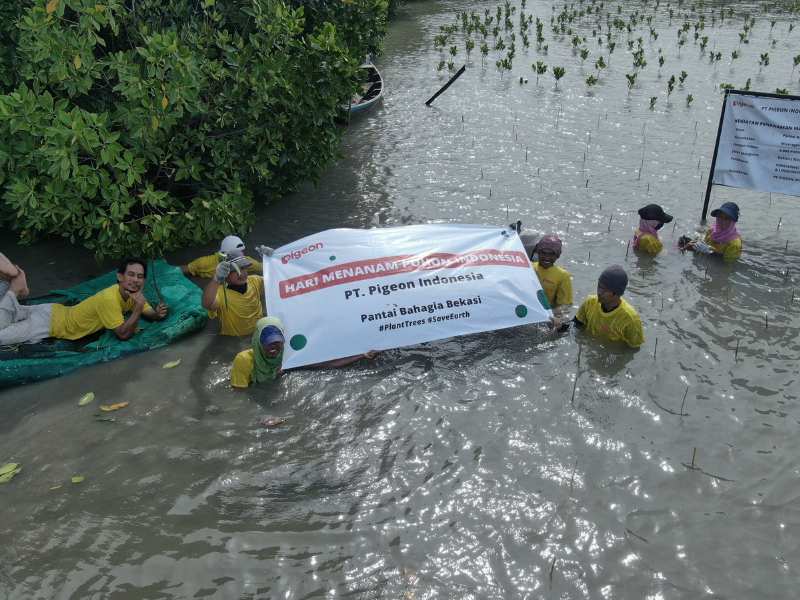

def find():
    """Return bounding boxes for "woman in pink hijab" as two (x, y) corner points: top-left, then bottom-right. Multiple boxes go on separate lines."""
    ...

(685, 202), (742, 262)
(633, 204), (673, 256)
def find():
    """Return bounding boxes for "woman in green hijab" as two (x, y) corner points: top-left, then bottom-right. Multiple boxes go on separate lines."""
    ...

(231, 316), (378, 389)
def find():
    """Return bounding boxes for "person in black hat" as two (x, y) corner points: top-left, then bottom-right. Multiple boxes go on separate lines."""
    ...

(687, 202), (742, 262)
(572, 265), (644, 348)
(633, 204), (673, 256)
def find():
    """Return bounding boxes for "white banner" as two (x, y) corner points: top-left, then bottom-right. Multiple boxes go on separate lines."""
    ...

(264, 224), (551, 368)
(712, 92), (800, 196)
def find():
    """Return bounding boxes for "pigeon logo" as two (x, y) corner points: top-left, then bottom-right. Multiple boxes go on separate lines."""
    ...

(281, 242), (324, 264)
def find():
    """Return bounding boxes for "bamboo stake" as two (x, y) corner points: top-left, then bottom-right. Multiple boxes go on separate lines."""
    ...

(679, 386), (689, 415)
(653, 337), (658, 360)
(607, 215), (613, 232)
(734, 338), (740, 360)
(626, 240), (631, 258)
(690, 447), (697, 469)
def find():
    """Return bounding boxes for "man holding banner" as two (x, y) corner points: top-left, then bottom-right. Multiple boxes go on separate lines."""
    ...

(260, 224), (554, 370)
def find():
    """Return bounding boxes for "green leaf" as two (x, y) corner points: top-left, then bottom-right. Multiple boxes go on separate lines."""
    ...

(162, 359), (181, 369)
(71, 475), (85, 484)
(78, 392), (95, 406)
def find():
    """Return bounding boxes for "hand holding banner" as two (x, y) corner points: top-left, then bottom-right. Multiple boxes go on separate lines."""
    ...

(264, 224), (552, 368)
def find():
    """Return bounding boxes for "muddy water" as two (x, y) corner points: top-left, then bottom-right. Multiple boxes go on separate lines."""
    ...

(3, 1), (800, 598)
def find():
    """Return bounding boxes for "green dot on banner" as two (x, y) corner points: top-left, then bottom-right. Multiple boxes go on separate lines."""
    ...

(329, 255), (336, 261)
(537, 289), (551, 310)
(290, 335), (307, 351)
(515, 304), (528, 318)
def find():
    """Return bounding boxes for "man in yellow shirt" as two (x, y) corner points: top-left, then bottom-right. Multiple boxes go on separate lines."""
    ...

(0, 259), (168, 345)
(181, 235), (263, 278)
(573, 265), (644, 348)
(531, 234), (573, 310)
(202, 255), (265, 336)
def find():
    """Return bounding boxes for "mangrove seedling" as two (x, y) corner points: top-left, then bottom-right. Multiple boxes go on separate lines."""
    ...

(686, 94), (694, 106)
(744, 77), (751, 91)
(533, 61), (547, 83)
(793, 55), (800, 75)
(776, 88), (789, 95)
(658, 55), (665, 69)
(679, 70), (688, 85)
(586, 74), (598, 86)
(759, 52), (769, 71)
(595, 56), (607, 70)
(719, 82), (734, 91)
(436, 60), (446, 71)
(625, 72), (637, 90)
(553, 66), (566, 89)
(649, 96), (657, 109)
(580, 47), (590, 62)
(449, 45), (458, 57)
(731, 49), (739, 61)
(667, 74), (676, 98)
(465, 38), (475, 56)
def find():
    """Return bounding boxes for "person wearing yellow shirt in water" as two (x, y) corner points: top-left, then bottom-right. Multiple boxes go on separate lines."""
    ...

(530, 234), (573, 310)
(202, 253), (266, 336)
(633, 203), (673, 256)
(0, 258), (168, 345)
(573, 265), (644, 349)
(683, 202), (742, 262)
(231, 317), (378, 388)
(181, 235), (263, 278)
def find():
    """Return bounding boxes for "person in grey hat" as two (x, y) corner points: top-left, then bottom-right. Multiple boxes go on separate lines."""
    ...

(572, 265), (644, 348)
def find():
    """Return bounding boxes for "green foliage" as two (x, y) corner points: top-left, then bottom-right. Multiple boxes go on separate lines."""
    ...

(0, 0), (375, 258)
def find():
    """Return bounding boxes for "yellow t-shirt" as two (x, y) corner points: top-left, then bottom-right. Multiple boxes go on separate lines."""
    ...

(231, 348), (255, 388)
(704, 230), (742, 262)
(186, 253), (263, 278)
(209, 275), (265, 336)
(575, 295), (644, 348)
(50, 284), (152, 340)
(635, 232), (663, 256)
(532, 262), (573, 308)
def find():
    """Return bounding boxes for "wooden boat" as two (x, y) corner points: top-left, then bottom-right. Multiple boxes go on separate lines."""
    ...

(349, 63), (384, 115)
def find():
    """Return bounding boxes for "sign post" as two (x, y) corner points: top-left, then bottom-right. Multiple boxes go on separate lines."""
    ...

(703, 90), (800, 219)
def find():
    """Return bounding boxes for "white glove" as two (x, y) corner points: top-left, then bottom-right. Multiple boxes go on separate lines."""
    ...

(255, 245), (274, 257)
(214, 260), (232, 283)
(693, 241), (713, 254)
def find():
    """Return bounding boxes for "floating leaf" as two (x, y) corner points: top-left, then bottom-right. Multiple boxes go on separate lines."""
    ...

(46, 0), (59, 14)
(99, 401), (129, 412)
(161, 95), (169, 109)
(78, 392), (95, 406)
(0, 463), (22, 483)
(71, 476), (85, 484)
(73, 55), (82, 69)
(50, 484), (63, 490)
(162, 359), (181, 369)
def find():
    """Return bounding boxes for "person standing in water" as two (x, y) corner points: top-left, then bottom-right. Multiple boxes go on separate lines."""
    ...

(182, 235), (264, 278)
(684, 202), (742, 262)
(633, 204), (673, 256)
(231, 317), (378, 388)
(531, 234), (573, 310)
(573, 265), (644, 349)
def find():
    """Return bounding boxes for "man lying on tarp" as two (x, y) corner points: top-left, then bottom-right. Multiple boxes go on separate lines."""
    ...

(0, 258), (168, 346)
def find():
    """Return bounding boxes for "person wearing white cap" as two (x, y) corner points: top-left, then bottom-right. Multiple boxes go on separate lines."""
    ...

(201, 246), (267, 336)
(181, 235), (263, 278)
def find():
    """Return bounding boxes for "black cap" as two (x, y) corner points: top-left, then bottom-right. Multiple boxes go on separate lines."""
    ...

(598, 265), (628, 296)
(638, 203), (673, 224)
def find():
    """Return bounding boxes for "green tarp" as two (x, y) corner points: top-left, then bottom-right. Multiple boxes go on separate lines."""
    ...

(0, 260), (207, 388)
